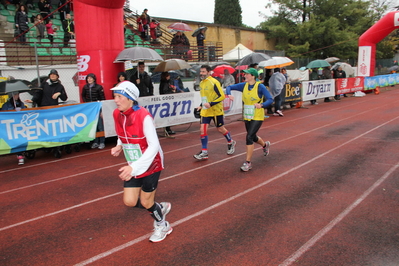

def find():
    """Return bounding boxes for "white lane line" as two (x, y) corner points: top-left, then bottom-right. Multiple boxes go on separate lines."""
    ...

(0, 104), (380, 195)
(0, 106), (393, 232)
(0, 95), (374, 175)
(74, 114), (399, 266)
(0, 192), (122, 232)
(279, 162), (399, 266)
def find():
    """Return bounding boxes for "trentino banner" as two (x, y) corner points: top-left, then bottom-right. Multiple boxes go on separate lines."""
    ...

(0, 102), (101, 155)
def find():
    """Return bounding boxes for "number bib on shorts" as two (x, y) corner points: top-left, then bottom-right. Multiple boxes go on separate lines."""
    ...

(243, 104), (255, 119)
(122, 143), (142, 163)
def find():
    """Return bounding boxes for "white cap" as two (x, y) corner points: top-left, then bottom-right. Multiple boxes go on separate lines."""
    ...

(111, 81), (140, 101)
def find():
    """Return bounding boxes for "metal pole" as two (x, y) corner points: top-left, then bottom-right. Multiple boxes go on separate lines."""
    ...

(34, 42), (40, 87)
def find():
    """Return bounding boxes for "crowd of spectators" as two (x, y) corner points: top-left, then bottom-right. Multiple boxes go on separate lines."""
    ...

(8, 0), (73, 46)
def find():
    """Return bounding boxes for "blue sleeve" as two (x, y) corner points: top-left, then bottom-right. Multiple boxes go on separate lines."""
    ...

(226, 82), (245, 95)
(258, 84), (274, 108)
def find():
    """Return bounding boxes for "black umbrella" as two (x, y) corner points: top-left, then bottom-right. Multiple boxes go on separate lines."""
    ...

(192, 26), (207, 37)
(236, 52), (271, 66)
(0, 80), (33, 95)
(388, 65), (399, 72)
(30, 76), (48, 88)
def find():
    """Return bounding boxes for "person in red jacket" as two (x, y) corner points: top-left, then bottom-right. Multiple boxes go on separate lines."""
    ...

(110, 81), (172, 243)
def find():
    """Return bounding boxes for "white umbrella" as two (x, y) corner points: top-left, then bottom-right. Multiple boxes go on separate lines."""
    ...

(325, 57), (340, 63)
(153, 59), (191, 72)
(114, 46), (163, 62)
(332, 62), (354, 76)
(258, 57), (294, 69)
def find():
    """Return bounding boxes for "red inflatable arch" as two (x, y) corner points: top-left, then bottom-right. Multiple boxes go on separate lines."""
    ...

(74, 0), (125, 100)
(357, 11), (399, 77)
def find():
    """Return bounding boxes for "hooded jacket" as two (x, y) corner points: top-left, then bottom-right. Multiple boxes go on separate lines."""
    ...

(82, 73), (106, 102)
(33, 77), (68, 106)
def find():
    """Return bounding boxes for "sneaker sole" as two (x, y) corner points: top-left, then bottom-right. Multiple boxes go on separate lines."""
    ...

(240, 167), (252, 172)
(263, 141), (270, 156)
(193, 155), (208, 160)
(227, 140), (236, 155)
(149, 227), (173, 243)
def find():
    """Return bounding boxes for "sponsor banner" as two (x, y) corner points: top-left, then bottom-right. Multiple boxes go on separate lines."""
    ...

(282, 82), (302, 103)
(364, 74), (398, 90)
(0, 102), (101, 155)
(336, 77), (364, 94)
(301, 79), (335, 101)
(357, 46), (372, 77)
(102, 91), (243, 137)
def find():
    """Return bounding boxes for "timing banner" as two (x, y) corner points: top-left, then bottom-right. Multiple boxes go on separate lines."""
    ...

(335, 77), (364, 94)
(0, 102), (101, 155)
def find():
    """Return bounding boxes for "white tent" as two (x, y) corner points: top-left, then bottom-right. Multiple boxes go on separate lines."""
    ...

(222, 43), (253, 61)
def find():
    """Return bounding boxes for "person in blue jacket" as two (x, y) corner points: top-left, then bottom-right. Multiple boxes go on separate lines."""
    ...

(226, 68), (274, 172)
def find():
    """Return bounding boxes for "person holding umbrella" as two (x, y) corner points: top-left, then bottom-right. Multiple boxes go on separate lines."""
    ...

(1, 92), (26, 165)
(196, 28), (205, 61)
(170, 31), (190, 60)
(226, 68), (273, 172)
(129, 62), (154, 96)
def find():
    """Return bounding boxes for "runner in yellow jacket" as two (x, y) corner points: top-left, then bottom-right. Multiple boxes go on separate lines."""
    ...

(193, 65), (236, 160)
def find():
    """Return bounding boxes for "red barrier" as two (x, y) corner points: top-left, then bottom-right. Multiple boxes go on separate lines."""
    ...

(74, 0), (125, 101)
(335, 77), (364, 95)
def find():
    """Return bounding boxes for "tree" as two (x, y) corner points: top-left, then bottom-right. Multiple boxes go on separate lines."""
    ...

(259, 0), (395, 59)
(214, 0), (242, 27)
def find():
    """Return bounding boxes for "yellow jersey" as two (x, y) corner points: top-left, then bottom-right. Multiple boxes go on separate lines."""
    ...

(199, 76), (225, 117)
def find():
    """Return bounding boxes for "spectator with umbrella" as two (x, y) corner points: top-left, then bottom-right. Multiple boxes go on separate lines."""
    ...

(196, 28), (206, 61)
(170, 31), (190, 60)
(159, 72), (177, 135)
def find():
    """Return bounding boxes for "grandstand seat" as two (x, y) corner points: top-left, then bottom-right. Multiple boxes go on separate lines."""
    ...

(6, 5), (16, 11)
(155, 49), (164, 56)
(52, 19), (63, 27)
(62, 47), (76, 55)
(50, 47), (63, 56)
(39, 39), (51, 47)
(7, 15), (14, 23)
(0, 9), (10, 16)
(37, 48), (49, 56)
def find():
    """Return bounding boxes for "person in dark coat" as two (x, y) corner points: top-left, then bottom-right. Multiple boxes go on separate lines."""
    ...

(82, 73), (106, 149)
(62, 13), (75, 47)
(159, 72), (176, 135)
(28, 69), (68, 107)
(1, 92), (27, 165)
(170, 31), (190, 60)
(129, 62), (154, 96)
(196, 29), (205, 61)
(14, 4), (29, 43)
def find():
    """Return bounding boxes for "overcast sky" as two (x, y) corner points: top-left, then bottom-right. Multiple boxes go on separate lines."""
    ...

(129, 0), (275, 28)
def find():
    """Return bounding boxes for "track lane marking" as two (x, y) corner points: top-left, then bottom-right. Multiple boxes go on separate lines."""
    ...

(74, 115), (399, 265)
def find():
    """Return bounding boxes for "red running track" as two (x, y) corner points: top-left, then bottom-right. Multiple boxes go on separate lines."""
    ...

(1, 86), (399, 265)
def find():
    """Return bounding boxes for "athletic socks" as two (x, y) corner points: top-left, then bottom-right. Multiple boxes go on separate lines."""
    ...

(200, 134), (208, 150)
(224, 131), (232, 142)
(147, 202), (165, 226)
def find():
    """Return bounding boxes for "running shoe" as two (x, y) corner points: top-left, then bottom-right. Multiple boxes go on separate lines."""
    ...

(193, 151), (208, 160)
(276, 110), (284, 117)
(227, 140), (236, 155)
(17, 155), (24, 165)
(149, 221), (173, 243)
(91, 143), (99, 149)
(263, 141), (270, 156)
(160, 202), (171, 219)
(98, 143), (105, 149)
(240, 162), (252, 172)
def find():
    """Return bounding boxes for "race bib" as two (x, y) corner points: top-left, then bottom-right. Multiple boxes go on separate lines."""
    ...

(122, 143), (142, 163)
(243, 104), (255, 119)
(201, 96), (208, 109)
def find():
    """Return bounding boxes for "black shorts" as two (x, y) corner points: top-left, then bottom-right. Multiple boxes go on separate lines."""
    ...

(244, 120), (263, 145)
(123, 171), (161, 192)
(201, 115), (224, 127)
